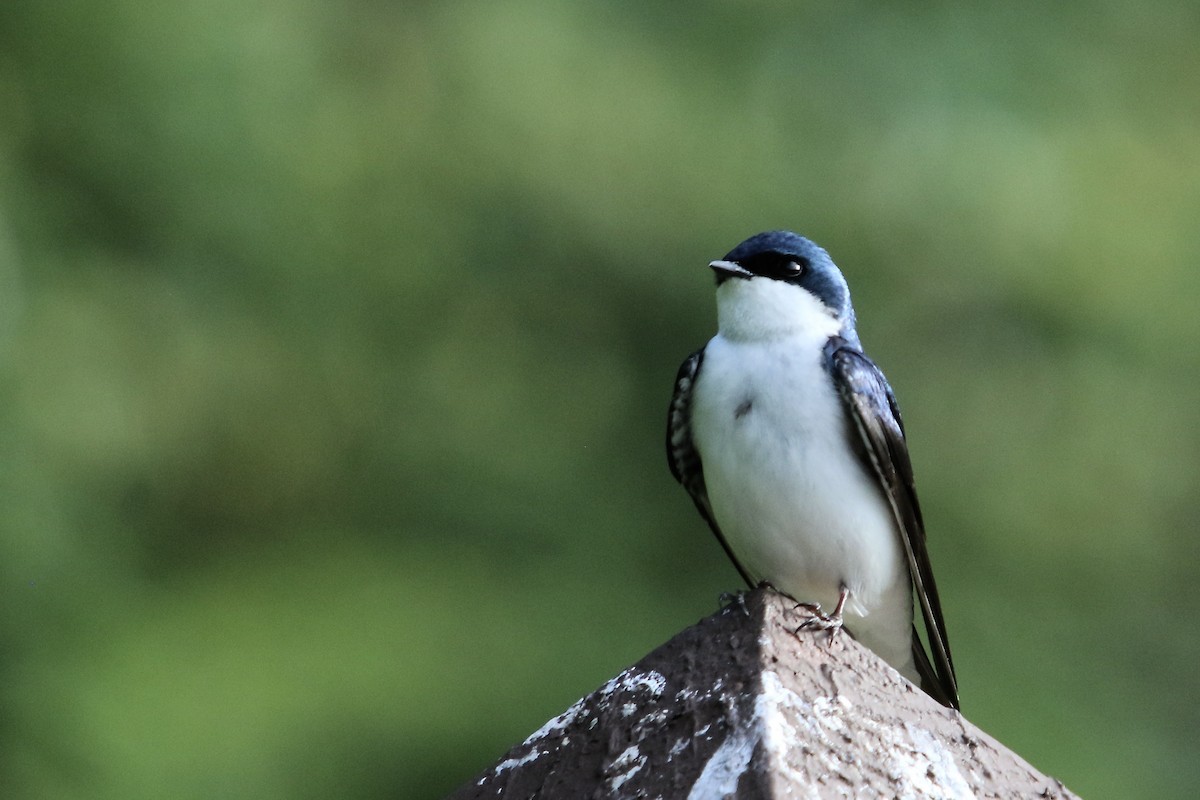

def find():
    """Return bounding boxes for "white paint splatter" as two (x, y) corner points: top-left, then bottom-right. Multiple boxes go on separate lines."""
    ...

(899, 724), (976, 799)
(687, 716), (756, 800)
(612, 669), (667, 698)
(492, 746), (544, 777)
(497, 666), (673, 793)
(522, 697), (585, 746)
(668, 736), (692, 760)
(758, 671), (850, 795)
(607, 744), (647, 792)
(633, 707), (668, 733)
(687, 670), (976, 799)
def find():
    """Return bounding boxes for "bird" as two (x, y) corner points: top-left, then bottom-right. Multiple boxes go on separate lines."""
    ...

(666, 230), (958, 709)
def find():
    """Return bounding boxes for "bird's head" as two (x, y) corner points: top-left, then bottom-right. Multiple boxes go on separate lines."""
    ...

(709, 230), (859, 346)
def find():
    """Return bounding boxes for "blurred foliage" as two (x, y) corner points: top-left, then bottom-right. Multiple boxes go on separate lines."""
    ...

(0, 1), (1197, 798)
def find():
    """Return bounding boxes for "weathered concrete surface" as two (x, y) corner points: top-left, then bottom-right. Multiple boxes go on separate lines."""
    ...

(446, 587), (1079, 799)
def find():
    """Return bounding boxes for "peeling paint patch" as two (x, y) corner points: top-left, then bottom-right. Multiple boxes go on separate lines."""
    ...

(675, 675), (723, 706)
(900, 724), (975, 799)
(523, 697), (585, 746)
(491, 746), (544, 777)
(687, 718), (757, 800)
(687, 670), (978, 800)
(759, 670), (852, 789)
(607, 744), (647, 792)
(610, 668), (667, 698)
(668, 736), (691, 760)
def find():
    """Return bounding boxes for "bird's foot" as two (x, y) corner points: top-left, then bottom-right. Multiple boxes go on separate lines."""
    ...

(792, 603), (844, 646)
(718, 590), (751, 616)
(791, 585), (851, 648)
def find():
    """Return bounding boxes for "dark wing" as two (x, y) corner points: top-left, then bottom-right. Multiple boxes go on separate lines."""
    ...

(667, 348), (755, 587)
(824, 337), (959, 709)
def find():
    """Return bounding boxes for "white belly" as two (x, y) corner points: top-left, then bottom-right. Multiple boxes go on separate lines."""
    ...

(691, 333), (915, 673)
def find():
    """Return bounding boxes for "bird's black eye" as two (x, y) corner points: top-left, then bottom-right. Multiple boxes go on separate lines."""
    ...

(782, 260), (805, 278)
(770, 257), (807, 280)
(738, 251), (808, 280)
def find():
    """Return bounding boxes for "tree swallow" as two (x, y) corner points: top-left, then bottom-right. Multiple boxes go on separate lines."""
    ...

(667, 230), (959, 709)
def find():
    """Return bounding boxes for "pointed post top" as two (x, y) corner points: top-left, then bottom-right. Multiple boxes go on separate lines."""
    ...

(447, 588), (1077, 799)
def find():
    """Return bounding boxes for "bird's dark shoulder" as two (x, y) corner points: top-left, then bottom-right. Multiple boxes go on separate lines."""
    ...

(666, 345), (756, 588)
(824, 335), (957, 707)
(667, 347), (705, 488)
(822, 337), (916, 494)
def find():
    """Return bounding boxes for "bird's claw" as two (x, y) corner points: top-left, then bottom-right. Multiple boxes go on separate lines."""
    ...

(792, 602), (844, 648)
(719, 590), (751, 616)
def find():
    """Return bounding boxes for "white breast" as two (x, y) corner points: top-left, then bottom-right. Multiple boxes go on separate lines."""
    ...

(691, 280), (915, 675)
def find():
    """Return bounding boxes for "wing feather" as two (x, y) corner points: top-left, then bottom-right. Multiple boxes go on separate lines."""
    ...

(667, 348), (755, 587)
(824, 337), (959, 709)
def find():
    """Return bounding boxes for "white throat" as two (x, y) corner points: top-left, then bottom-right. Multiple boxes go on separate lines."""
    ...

(715, 278), (842, 343)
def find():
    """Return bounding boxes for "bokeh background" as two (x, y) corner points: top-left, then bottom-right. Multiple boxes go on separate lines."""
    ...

(1, 2), (1197, 798)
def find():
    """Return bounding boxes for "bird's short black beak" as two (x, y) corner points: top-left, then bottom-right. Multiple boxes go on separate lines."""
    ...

(709, 260), (753, 285)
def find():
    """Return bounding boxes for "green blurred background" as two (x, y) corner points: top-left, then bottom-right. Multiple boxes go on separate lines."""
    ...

(1, 1), (1197, 798)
